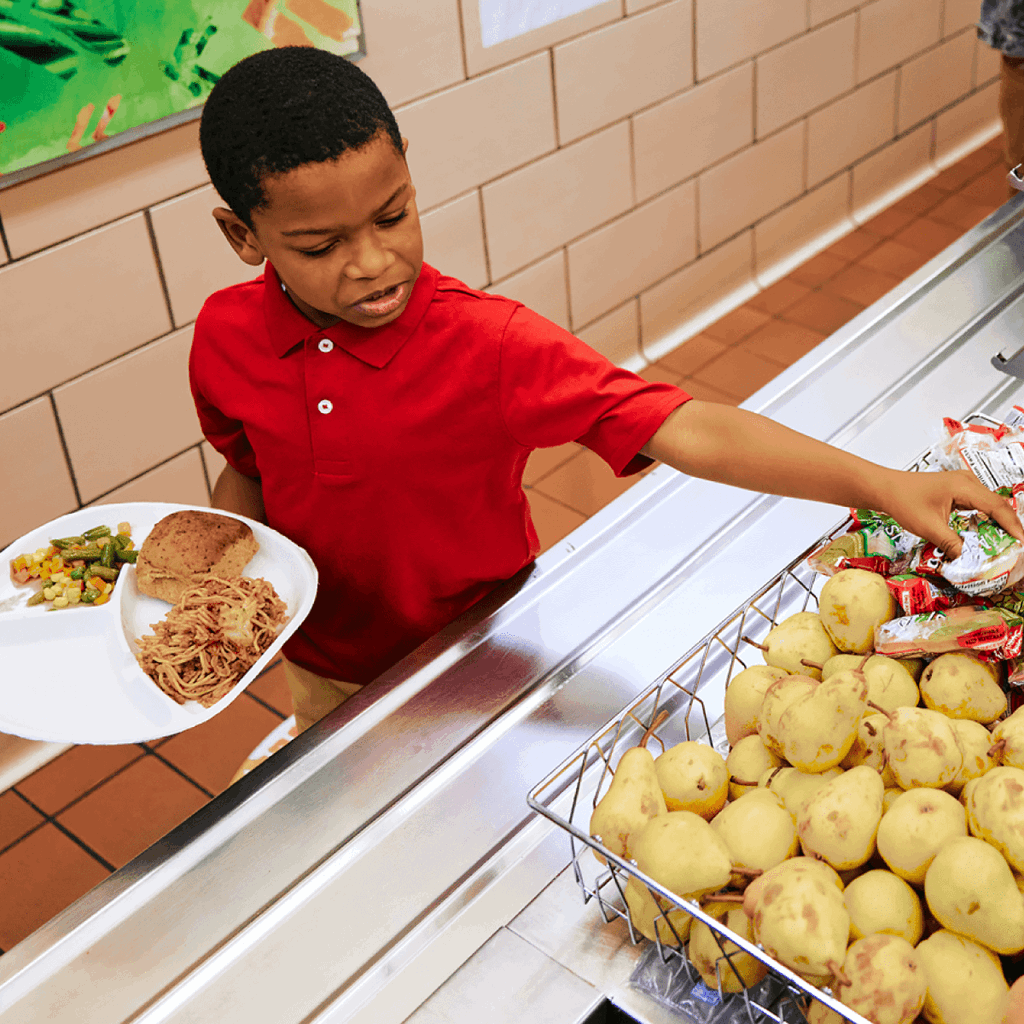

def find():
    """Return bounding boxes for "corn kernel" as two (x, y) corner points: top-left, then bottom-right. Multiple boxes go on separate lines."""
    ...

(117, 521), (131, 535)
(42, 587), (55, 601)
(67, 588), (81, 604)
(52, 595), (69, 608)
(102, 582), (113, 595)
(85, 577), (101, 590)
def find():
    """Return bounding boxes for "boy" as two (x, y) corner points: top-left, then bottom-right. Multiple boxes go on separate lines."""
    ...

(193, 46), (1021, 734)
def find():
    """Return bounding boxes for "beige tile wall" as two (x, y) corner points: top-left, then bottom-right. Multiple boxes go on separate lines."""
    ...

(0, 0), (1003, 548)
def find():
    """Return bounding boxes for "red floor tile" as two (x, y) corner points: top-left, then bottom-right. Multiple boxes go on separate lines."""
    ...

(158, 694), (283, 794)
(701, 304), (772, 344)
(927, 192), (999, 231)
(677, 377), (741, 405)
(246, 660), (294, 718)
(523, 442), (581, 486)
(859, 239), (931, 278)
(891, 217), (964, 258)
(787, 250), (849, 287)
(959, 167), (1013, 207)
(822, 264), (903, 306)
(525, 488), (588, 552)
(532, 447), (643, 518)
(16, 743), (145, 816)
(740, 320), (827, 366)
(691, 349), (785, 402)
(859, 206), (917, 239)
(0, 825), (109, 950)
(638, 363), (685, 386)
(890, 183), (949, 218)
(747, 277), (813, 314)
(824, 228), (884, 263)
(780, 291), (865, 335)
(651, 334), (728, 377)
(0, 790), (45, 852)
(56, 756), (208, 869)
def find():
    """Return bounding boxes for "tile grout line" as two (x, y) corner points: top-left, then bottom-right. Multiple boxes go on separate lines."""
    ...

(10, 788), (117, 872)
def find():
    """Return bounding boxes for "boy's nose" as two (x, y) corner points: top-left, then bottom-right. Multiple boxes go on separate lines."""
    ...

(345, 235), (394, 279)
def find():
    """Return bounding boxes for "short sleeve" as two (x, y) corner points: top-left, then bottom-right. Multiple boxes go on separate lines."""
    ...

(498, 305), (691, 476)
(189, 314), (261, 480)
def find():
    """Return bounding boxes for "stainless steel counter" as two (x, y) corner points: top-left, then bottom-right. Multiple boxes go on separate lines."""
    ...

(4, 194), (1024, 1024)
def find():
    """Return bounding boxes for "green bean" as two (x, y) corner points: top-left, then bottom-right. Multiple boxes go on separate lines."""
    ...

(68, 567), (85, 580)
(113, 533), (132, 552)
(100, 541), (116, 569)
(87, 565), (119, 582)
(26, 590), (46, 606)
(50, 536), (86, 549)
(70, 546), (104, 561)
(117, 548), (138, 564)
(82, 525), (111, 540)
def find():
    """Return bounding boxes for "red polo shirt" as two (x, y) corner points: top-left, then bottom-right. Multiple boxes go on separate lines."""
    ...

(190, 262), (690, 684)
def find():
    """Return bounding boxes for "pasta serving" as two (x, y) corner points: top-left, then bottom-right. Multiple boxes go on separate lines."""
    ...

(136, 574), (288, 707)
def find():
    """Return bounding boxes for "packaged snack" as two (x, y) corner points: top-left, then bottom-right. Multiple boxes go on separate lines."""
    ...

(808, 509), (919, 577)
(874, 606), (1023, 660)
(885, 574), (962, 615)
(928, 416), (1024, 490)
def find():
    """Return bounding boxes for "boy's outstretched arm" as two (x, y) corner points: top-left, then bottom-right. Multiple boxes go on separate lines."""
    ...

(641, 400), (1024, 559)
(211, 464), (267, 525)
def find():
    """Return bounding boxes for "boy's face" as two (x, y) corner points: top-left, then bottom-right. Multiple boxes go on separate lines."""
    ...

(214, 134), (423, 329)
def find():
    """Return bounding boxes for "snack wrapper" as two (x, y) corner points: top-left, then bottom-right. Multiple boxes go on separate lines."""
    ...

(926, 416), (1024, 490)
(885, 574), (963, 615)
(874, 605), (1024, 660)
(807, 509), (920, 577)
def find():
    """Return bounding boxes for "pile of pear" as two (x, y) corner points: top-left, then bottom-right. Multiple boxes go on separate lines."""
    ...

(589, 568), (1024, 1024)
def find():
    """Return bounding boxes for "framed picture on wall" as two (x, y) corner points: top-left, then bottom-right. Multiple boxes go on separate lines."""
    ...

(0, 0), (364, 187)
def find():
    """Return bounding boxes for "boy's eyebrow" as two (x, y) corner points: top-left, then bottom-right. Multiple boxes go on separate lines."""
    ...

(280, 184), (410, 237)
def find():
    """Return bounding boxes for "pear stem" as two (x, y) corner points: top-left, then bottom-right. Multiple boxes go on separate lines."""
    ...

(640, 710), (669, 749)
(741, 635), (769, 653)
(729, 866), (763, 878)
(989, 737), (1006, 761)
(857, 654), (872, 672)
(705, 892), (745, 902)
(828, 960), (851, 989)
(866, 700), (894, 721)
(730, 777), (760, 787)
(800, 659), (823, 672)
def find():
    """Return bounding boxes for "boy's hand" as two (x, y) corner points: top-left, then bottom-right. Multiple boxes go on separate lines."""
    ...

(872, 468), (1024, 560)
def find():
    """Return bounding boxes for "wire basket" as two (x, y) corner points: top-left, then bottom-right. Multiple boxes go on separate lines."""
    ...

(526, 416), (1006, 1023)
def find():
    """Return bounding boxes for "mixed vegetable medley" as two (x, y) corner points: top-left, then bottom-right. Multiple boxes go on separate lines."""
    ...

(9, 522), (137, 609)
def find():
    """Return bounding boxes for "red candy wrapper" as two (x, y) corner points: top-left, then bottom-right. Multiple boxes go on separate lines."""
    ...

(874, 605), (1024, 660)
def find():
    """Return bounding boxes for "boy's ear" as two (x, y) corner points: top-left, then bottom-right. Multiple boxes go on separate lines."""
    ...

(212, 208), (266, 267)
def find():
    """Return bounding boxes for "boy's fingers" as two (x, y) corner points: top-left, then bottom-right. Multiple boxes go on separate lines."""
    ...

(934, 527), (963, 561)
(965, 490), (1024, 543)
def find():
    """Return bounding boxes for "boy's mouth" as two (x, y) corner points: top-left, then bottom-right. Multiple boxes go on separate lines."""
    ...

(351, 282), (406, 317)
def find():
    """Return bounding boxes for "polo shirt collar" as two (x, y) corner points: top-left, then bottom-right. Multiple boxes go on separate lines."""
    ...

(263, 261), (439, 367)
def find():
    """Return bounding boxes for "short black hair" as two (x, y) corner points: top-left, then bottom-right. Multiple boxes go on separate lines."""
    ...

(199, 47), (403, 226)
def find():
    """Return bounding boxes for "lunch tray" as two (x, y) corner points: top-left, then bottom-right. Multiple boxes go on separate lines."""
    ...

(525, 414), (1006, 1024)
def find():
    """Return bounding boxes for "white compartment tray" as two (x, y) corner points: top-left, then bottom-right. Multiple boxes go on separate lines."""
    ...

(0, 502), (317, 744)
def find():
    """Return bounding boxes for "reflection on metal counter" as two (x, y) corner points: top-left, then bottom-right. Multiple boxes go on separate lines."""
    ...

(4, 194), (1024, 1024)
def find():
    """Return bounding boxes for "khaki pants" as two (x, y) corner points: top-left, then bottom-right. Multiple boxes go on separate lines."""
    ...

(283, 658), (364, 733)
(1001, 55), (1024, 198)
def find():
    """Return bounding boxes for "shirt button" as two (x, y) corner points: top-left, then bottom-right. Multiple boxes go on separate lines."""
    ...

(317, 399), (333, 414)
(318, 338), (334, 353)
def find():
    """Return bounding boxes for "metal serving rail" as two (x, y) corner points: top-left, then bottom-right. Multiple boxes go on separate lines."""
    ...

(4, 196), (1024, 1024)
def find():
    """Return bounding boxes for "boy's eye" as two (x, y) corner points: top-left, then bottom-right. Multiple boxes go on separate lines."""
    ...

(299, 242), (336, 258)
(378, 210), (408, 228)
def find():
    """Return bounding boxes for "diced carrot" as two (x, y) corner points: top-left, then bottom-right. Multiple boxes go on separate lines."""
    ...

(94, 592), (110, 606)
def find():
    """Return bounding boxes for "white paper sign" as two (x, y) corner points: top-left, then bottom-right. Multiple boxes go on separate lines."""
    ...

(479, 0), (607, 47)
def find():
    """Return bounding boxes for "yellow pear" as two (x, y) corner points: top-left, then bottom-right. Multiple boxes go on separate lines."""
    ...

(759, 765), (843, 822)
(805, 1003), (846, 1024)
(923, 835), (1024, 954)
(883, 706), (963, 789)
(965, 765), (1024, 873)
(876, 788), (967, 885)
(769, 670), (867, 772)
(622, 875), (692, 946)
(842, 711), (898, 786)
(654, 741), (728, 820)
(758, 674), (820, 758)
(746, 857), (849, 979)
(844, 869), (924, 945)
(896, 656), (926, 681)
(823, 653), (919, 714)
(920, 652), (1007, 723)
(759, 611), (838, 679)
(688, 900), (768, 993)
(711, 788), (798, 885)
(819, 567), (898, 654)
(834, 933), (926, 1024)
(916, 930), (1009, 1024)
(588, 745), (667, 864)
(989, 706), (1024, 768)
(630, 811), (732, 900)
(797, 764), (884, 870)
(726, 734), (783, 800)
(945, 718), (997, 797)
(724, 664), (789, 746)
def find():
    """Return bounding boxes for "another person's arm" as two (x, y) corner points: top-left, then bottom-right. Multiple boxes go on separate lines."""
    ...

(641, 400), (1024, 558)
(212, 463), (266, 524)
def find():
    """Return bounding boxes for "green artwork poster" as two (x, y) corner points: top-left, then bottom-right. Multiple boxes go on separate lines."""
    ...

(0, 0), (363, 179)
